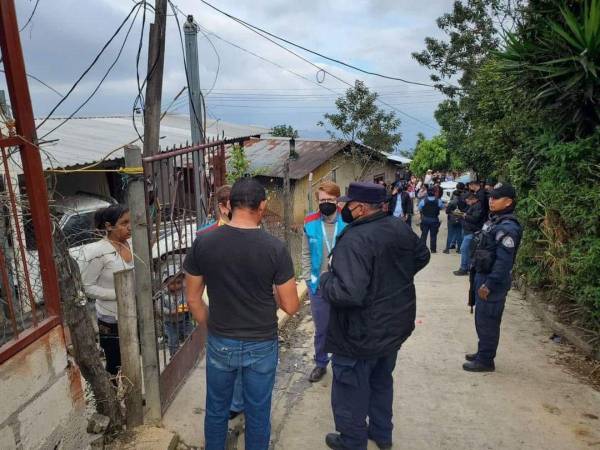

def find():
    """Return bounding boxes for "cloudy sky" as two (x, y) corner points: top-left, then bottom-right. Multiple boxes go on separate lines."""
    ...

(6, 0), (454, 151)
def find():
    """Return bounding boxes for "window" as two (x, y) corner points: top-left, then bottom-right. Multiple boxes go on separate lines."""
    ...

(373, 173), (385, 184)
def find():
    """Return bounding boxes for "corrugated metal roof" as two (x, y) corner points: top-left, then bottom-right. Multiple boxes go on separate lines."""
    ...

(243, 138), (350, 180)
(384, 152), (412, 164)
(35, 114), (269, 170)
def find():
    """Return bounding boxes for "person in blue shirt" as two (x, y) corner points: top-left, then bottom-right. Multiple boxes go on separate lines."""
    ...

(418, 188), (444, 253)
(301, 181), (347, 383)
(463, 182), (523, 372)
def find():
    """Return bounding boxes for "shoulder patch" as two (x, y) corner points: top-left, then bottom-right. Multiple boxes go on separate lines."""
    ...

(196, 221), (218, 236)
(304, 212), (321, 224)
(501, 235), (515, 248)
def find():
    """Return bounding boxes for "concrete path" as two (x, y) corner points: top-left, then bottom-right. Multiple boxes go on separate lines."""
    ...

(164, 223), (600, 449)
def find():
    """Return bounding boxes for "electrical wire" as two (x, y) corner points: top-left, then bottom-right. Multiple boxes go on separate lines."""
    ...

(196, 22), (220, 97)
(39, 3), (142, 140)
(35, 1), (144, 131)
(0, 69), (64, 98)
(19, 0), (41, 32)
(197, 0), (445, 89)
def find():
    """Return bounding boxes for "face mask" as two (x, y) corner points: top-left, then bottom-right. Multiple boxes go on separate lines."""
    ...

(319, 202), (337, 216)
(227, 210), (233, 221)
(341, 203), (356, 224)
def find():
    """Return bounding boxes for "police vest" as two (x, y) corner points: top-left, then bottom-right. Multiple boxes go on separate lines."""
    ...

(421, 199), (441, 218)
(471, 214), (520, 273)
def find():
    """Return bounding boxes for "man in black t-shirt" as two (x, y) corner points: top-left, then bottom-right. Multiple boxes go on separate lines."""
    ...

(184, 177), (299, 450)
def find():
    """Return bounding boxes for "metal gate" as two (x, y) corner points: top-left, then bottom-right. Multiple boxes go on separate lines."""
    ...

(142, 136), (253, 412)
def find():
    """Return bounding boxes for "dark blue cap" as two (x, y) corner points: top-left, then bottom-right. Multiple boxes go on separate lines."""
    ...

(490, 182), (517, 200)
(338, 182), (387, 204)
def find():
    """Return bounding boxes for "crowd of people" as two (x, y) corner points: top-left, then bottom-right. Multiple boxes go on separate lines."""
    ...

(77, 170), (522, 450)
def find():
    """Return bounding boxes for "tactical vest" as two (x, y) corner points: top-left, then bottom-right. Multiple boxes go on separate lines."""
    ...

(471, 214), (520, 273)
(421, 199), (441, 218)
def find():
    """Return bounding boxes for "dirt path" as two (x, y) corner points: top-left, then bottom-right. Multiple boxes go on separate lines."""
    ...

(164, 221), (600, 450)
(270, 227), (600, 450)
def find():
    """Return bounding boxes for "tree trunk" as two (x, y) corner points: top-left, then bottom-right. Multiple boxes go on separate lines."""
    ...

(53, 229), (125, 434)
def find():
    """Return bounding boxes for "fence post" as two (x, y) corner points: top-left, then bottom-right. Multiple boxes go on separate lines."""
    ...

(114, 269), (143, 428)
(124, 145), (162, 424)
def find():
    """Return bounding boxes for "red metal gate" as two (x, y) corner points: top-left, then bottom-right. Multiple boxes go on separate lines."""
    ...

(142, 136), (253, 411)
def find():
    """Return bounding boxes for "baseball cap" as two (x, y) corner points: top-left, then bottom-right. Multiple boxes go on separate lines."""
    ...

(338, 182), (387, 204)
(489, 182), (517, 200)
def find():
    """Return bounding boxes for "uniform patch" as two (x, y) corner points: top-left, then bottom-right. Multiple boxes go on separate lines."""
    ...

(501, 236), (515, 248)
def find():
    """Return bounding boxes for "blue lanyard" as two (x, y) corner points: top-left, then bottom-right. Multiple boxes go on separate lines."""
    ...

(321, 220), (338, 254)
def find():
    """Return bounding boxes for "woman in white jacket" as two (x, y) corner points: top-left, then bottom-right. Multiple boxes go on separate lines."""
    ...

(80, 205), (133, 375)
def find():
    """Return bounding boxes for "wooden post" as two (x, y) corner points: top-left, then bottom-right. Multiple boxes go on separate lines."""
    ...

(124, 145), (162, 424)
(114, 269), (143, 428)
(283, 139), (293, 251)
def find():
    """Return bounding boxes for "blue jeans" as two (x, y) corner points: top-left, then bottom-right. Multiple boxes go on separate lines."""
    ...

(460, 233), (474, 271)
(230, 371), (244, 413)
(205, 334), (278, 450)
(164, 315), (194, 357)
(445, 222), (463, 250)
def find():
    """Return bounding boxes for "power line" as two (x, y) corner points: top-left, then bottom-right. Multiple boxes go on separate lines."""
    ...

(0, 69), (64, 97)
(36, 1), (144, 130)
(190, 3), (437, 130)
(19, 0), (41, 32)
(40, 2), (142, 140)
(197, 0), (443, 88)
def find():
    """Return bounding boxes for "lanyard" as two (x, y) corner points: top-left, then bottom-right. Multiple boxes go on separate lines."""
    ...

(321, 220), (338, 254)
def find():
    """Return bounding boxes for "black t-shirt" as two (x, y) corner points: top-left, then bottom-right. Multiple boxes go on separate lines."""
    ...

(183, 225), (295, 340)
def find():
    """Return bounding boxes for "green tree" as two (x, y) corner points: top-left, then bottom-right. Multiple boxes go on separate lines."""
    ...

(318, 80), (402, 153)
(271, 124), (299, 138)
(498, 0), (600, 137)
(409, 135), (450, 176)
(226, 144), (251, 184)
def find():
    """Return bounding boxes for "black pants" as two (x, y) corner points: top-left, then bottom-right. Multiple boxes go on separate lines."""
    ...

(420, 220), (440, 252)
(331, 351), (398, 450)
(98, 319), (121, 375)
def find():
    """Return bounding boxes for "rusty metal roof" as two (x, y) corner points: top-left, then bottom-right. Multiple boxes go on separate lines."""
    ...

(242, 138), (353, 180)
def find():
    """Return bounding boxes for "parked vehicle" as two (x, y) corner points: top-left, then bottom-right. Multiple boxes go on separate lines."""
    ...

(441, 174), (475, 203)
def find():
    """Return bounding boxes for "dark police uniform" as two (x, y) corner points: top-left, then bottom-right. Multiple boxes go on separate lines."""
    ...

(320, 182), (430, 450)
(466, 183), (523, 371)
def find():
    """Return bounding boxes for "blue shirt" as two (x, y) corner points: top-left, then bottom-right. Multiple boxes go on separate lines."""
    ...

(393, 196), (404, 218)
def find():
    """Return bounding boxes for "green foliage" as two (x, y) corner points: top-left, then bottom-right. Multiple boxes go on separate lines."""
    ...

(498, 0), (600, 136)
(226, 144), (251, 184)
(410, 135), (450, 176)
(414, 0), (600, 332)
(318, 80), (402, 152)
(271, 124), (299, 138)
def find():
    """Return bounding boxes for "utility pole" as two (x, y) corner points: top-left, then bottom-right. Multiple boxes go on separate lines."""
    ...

(124, 145), (161, 424)
(142, 0), (167, 158)
(183, 15), (206, 227)
(283, 138), (294, 251)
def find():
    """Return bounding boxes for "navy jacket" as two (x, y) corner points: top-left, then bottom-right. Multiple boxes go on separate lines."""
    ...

(320, 211), (430, 359)
(474, 212), (523, 302)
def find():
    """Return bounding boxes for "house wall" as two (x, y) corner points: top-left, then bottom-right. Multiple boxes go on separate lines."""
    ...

(0, 326), (88, 450)
(53, 172), (112, 201)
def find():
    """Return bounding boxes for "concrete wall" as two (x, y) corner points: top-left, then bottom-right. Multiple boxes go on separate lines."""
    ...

(0, 325), (87, 450)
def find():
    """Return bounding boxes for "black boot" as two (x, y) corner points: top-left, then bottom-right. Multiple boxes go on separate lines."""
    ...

(443, 249), (450, 254)
(308, 366), (327, 383)
(325, 433), (348, 450)
(463, 360), (495, 372)
(453, 269), (469, 276)
(465, 353), (477, 362)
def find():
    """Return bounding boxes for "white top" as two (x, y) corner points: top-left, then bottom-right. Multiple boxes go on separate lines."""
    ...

(79, 238), (134, 321)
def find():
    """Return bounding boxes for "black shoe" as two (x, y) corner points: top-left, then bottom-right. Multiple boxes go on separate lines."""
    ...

(449, 244), (456, 250)
(463, 360), (495, 372)
(325, 433), (347, 450)
(229, 410), (242, 420)
(465, 353), (477, 362)
(456, 248), (461, 253)
(442, 249), (450, 254)
(309, 366), (327, 383)
(453, 269), (469, 276)
(369, 435), (392, 450)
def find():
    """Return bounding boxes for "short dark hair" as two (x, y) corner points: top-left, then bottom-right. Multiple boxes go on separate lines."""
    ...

(95, 204), (129, 230)
(230, 177), (266, 211)
(466, 193), (478, 201)
(456, 182), (465, 190)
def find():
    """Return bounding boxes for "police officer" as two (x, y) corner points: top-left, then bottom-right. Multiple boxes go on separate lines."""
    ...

(463, 182), (523, 372)
(320, 182), (430, 450)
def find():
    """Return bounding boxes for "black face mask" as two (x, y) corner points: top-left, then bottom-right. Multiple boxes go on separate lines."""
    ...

(341, 203), (356, 224)
(319, 202), (337, 217)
